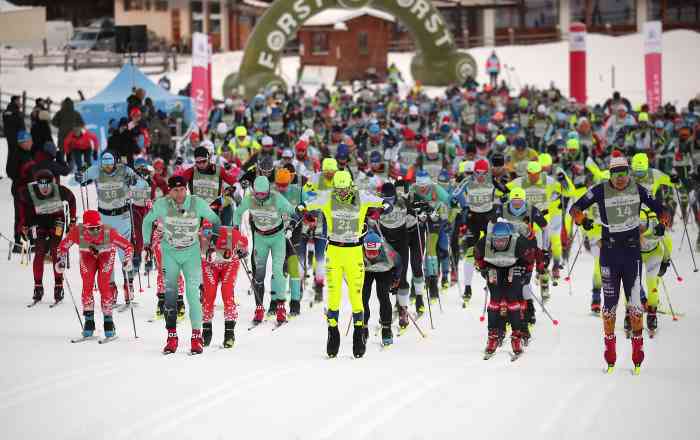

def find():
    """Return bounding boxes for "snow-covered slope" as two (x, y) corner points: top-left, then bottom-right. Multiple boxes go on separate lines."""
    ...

(0, 137), (698, 439)
(1, 30), (698, 107)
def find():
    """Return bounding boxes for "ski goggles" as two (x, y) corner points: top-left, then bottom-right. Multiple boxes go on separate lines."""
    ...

(37, 178), (52, 188)
(610, 168), (629, 178)
(254, 191), (269, 200)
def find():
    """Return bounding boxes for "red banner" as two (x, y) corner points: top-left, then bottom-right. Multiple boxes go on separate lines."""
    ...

(644, 21), (662, 113)
(569, 22), (587, 104)
(191, 32), (211, 131)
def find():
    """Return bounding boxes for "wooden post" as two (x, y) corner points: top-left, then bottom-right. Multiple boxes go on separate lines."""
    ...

(163, 52), (168, 72)
(64, 52), (69, 72)
(27, 54), (34, 70)
(172, 48), (177, 72)
(508, 28), (515, 45)
(21, 91), (27, 114)
(43, 38), (48, 56)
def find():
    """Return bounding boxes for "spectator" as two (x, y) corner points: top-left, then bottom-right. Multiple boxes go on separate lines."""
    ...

(31, 110), (54, 151)
(127, 87), (145, 115)
(3, 95), (25, 180)
(107, 116), (141, 168)
(10, 131), (35, 250)
(63, 124), (99, 171)
(149, 110), (173, 166)
(29, 98), (47, 128)
(486, 51), (501, 88)
(51, 98), (84, 156)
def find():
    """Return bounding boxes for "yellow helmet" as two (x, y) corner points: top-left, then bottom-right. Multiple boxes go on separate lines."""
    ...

(322, 158), (338, 172)
(234, 126), (247, 137)
(509, 186), (526, 201)
(538, 153), (553, 168)
(333, 170), (353, 189)
(495, 134), (507, 145)
(638, 112), (650, 123)
(527, 161), (542, 174)
(631, 153), (649, 173)
(566, 137), (580, 151)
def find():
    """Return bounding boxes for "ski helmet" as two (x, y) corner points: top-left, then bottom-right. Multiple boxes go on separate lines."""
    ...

(631, 153), (649, 176)
(83, 210), (102, 228)
(322, 158), (338, 173)
(253, 176), (270, 201)
(363, 230), (383, 259)
(491, 221), (513, 251)
(257, 155), (274, 177)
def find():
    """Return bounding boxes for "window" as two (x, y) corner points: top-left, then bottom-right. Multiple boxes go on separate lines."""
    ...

(191, 1), (204, 33)
(358, 31), (368, 55)
(496, 1), (559, 29)
(210, 2), (222, 33)
(144, 0), (151, 10)
(155, 1), (169, 11)
(311, 32), (328, 55)
(666, 0), (700, 24)
(124, 0), (144, 11)
(589, 0), (635, 26)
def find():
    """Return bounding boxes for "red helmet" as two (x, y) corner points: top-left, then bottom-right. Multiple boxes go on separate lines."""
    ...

(474, 159), (489, 174)
(153, 158), (165, 171)
(83, 210), (101, 227)
(295, 139), (308, 152)
(129, 107), (141, 118)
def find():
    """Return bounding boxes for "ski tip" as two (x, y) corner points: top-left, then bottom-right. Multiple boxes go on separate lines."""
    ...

(677, 276), (684, 282)
(552, 319), (559, 326)
(672, 316), (679, 321)
(479, 316), (485, 322)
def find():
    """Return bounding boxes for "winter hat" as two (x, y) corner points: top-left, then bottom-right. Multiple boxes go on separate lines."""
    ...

(426, 140), (439, 155)
(83, 210), (102, 227)
(474, 159), (489, 174)
(631, 153), (649, 173)
(281, 148), (294, 159)
(609, 150), (629, 170)
(527, 161), (542, 174)
(194, 146), (210, 159)
(322, 158), (338, 172)
(415, 170), (431, 187)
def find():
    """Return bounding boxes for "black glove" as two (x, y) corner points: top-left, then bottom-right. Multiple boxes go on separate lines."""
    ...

(295, 203), (307, 214)
(581, 217), (594, 231)
(658, 260), (670, 277)
(74, 171), (84, 184)
(654, 223), (665, 237)
(479, 268), (489, 280)
(92, 150), (98, 161)
(670, 174), (680, 184)
(235, 247), (249, 259)
(174, 157), (184, 167)
(556, 171), (567, 184)
(223, 162), (232, 170)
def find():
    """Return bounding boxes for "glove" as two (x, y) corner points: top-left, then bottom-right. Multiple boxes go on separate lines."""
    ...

(205, 246), (216, 263)
(658, 259), (670, 277)
(670, 174), (680, 184)
(74, 171), (84, 184)
(556, 171), (567, 184)
(581, 217), (594, 231)
(429, 211), (439, 222)
(92, 150), (98, 161)
(654, 222), (665, 237)
(235, 247), (248, 259)
(285, 228), (293, 239)
(123, 260), (133, 273)
(417, 212), (428, 223)
(295, 203), (307, 214)
(174, 157), (184, 167)
(54, 258), (66, 274)
(382, 202), (393, 213)
(223, 161), (232, 170)
(241, 179), (250, 189)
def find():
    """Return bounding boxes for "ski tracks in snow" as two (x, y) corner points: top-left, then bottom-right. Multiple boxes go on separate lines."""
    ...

(0, 360), (118, 411)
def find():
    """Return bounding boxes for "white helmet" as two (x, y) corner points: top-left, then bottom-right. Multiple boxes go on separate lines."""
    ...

(200, 140), (215, 155)
(464, 160), (475, 173)
(224, 98), (234, 108)
(426, 140), (439, 155)
(261, 135), (274, 147)
(537, 104), (547, 114)
(216, 122), (228, 135)
(409, 105), (418, 116)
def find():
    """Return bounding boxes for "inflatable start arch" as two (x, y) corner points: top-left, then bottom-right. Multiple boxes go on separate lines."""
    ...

(223, 0), (477, 98)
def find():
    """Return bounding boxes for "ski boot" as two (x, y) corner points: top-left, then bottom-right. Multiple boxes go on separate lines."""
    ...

(313, 277), (324, 303)
(177, 296), (185, 320)
(631, 333), (644, 374)
(450, 267), (458, 287)
(103, 315), (115, 338)
(483, 329), (499, 359)
(398, 306), (409, 334)
(415, 294), (425, 316)
(155, 293), (165, 318)
(83, 311), (95, 337)
(696, 233), (700, 252)
(441, 277), (449, 292)
(251, 304), (264, 323)
(33, 285), (44, 302)
(462, 285), (472, 308)
(591, 289), (601, 314)
(511, 330), (523, 358)
(381, 324), (393, 347)
(551, 262), (561, 286)
(327, 325), (340, 358)
(428, 276), (439, 304)
(521, 325), (531, 347)
(223, 321), (235, 348)
(163, 329), (178, 354)
(267, 298), (277, 318)
(289, 299), (301, 317)
(624, 311), (631, 339)
(191, 329), (203, 355)
(202, 322), (213, 347)
(353, 325), (367, 358)
(276, 301), (287, 324)
(54, 285), (64, 303)
(109, 282), (118, 305)
(604, 334), (616, 373)
(646, 306), (657, 338)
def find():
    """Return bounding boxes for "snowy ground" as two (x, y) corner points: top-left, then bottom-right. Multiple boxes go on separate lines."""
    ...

(1, 30), (699, 107)
(0, 137), (699, 439)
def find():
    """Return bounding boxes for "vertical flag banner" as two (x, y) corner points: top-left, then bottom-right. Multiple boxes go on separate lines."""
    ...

(569, 22), (587, 104)
(208, 35), (213, 104)
(191, 32), (211, 131)
(644, 21), (663, 113)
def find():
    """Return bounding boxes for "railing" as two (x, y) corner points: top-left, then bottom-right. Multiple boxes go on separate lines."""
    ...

(0, 50), (178, 74)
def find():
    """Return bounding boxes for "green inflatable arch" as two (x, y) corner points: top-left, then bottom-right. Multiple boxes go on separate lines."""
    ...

(223, 0), (477, 98)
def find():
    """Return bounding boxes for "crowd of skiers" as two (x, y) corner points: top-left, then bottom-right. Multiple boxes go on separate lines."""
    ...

(8, 74), (700, 372)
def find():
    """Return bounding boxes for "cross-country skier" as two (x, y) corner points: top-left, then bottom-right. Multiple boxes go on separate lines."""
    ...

(57, 210), (133, 340)
(142, 175), (221, 355)
(19, 168), (77, 306)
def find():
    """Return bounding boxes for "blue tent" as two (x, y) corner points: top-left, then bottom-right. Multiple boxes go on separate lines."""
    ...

(76, 63), (193, 146)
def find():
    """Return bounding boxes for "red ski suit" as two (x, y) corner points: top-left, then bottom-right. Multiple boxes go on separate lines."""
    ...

(201, 226), (248, 323)
(58, 225), (133, 314)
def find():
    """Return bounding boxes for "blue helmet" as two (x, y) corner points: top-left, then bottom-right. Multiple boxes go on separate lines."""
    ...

(438, 169), (450, 184)
(363, 230), (383, 251)
(101, 151), (116, 166)
(513, 137), (527, 149)
(134, 157), (149, 169)
(369, 150), (382, 164)
(368, 123), (381, 136)
(415, 169), (431, 187)
(336, 143), (350, 160)
(492, 221), (513, 238)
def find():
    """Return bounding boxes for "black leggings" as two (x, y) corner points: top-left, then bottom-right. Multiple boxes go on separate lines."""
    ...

(362, 270), (393, 326)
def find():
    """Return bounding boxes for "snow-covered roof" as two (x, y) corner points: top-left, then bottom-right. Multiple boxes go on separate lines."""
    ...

(304, 7), (395, 27)
(0, 0), (32, 12)
(242, 0), (271, 9)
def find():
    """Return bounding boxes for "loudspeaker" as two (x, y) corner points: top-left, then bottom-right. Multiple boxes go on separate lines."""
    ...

(115, 25), (148, 53)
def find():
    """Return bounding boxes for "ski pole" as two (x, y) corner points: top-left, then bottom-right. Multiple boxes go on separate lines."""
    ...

(407, 310), (426, 338)
(659, 278), (679, 321)
(674, 187), (699, 272)
(62, 276), (84, 331)
(529, 285), (559, 326)
(669, 258), (684, 282)
(123, 271), (138, 339)
(564, 234), (584, 284)
(416, 221), (434, 330)
(127, 200), (144, 293)
(479, 286), (489, 322)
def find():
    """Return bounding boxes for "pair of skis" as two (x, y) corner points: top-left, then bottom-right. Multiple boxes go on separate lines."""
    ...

(483, 350), (522, 362)
(27, 299), (63, 308)
(70, 335), (119, 344)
